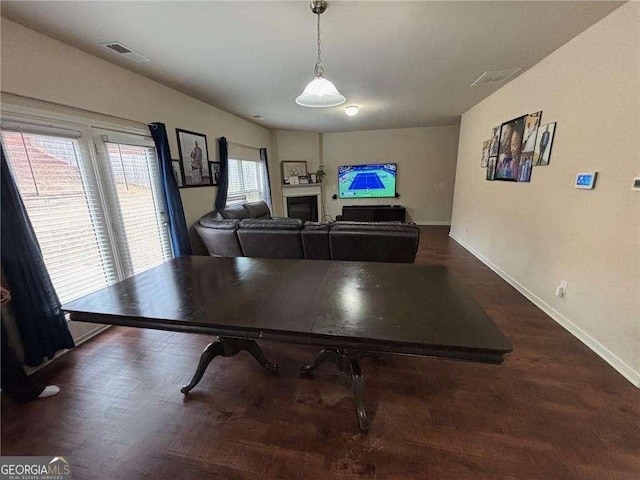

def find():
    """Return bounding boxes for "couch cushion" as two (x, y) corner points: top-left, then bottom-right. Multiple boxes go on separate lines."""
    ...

(218, 203), (249, 220)
(303, 221), (330, 231)
(194, 222), (244, 257)
(239, 218), (303, 231)
(244, 201), (272, 219)
(330, 221), (419, 234)
(329, 221), (419, 263)
(199, 217), (240, 230)
(301, 222), (331, 260)
(237, 220), (304, 259)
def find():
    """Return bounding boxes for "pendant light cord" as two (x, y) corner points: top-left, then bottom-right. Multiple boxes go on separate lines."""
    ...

(314, 12), (324, 77)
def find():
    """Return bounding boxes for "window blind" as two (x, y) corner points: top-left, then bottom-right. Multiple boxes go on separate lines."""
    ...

(1, 130), (117, 304)
(96, 132), (173, 277)
(227, 144), (269, 206)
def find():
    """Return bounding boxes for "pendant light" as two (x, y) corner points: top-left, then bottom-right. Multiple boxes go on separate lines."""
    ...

(295, 1), (346, 108)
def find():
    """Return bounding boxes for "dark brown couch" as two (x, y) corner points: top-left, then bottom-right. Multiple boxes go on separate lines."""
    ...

(195, 201), (420, 263)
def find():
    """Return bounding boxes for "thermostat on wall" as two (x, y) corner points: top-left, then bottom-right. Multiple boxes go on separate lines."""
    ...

(575, 171), (597, 189)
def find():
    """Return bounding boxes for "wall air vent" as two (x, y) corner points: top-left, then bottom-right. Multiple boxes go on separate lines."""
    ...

(471, 68), (522, 87)
(100, 42), (150, 64)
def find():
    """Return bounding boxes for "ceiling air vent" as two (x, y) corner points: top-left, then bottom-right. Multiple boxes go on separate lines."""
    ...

(100, 42), (150, 64)
(471, 68), (522, 87)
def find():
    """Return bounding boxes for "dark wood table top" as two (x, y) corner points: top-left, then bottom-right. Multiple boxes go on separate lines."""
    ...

(63, 256), (512, 363)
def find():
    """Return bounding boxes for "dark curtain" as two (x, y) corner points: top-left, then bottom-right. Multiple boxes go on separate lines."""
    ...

(215, 137), (229, 211)
(149, 123), (192, 257)
(1, 145), (75, 367)
(259, 148), (273, 211)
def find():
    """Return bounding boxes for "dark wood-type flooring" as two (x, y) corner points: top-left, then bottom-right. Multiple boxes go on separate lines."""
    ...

(2, 227), (638, 479)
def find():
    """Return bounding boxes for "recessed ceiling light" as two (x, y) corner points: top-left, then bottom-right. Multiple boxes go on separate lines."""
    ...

(253, 115), (265, 120)
(344, 105), (359, 116)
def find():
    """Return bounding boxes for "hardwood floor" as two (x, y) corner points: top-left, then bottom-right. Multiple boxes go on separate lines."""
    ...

(2, 226), (638, 479)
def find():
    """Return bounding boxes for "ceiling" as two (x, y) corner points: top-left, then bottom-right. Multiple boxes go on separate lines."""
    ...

(1, 1), (623, 133)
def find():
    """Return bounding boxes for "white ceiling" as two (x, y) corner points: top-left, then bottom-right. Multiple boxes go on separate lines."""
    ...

(1, 1), (623, 132)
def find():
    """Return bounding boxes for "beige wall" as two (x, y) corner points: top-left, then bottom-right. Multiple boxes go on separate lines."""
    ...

(272, 130), (321, 215)
(450, 2), (639, 386)
(322, 126), (460, 222)
(0, 18), (277, 254)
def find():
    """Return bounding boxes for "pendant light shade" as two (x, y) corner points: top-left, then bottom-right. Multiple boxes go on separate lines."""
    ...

(296, 1), (346, 108)
(296, 77), (346, 108)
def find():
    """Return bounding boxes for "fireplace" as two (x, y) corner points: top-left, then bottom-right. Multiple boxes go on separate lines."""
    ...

(286, 195), (318, 222)
(282, 184), (323, 222)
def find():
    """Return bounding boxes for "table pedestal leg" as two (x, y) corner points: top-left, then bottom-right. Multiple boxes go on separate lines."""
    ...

(181, 337), (277, 394)
(301, 349), (369, 432)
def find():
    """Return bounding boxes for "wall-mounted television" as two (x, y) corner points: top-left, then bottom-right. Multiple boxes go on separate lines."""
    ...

(338, 163), (397, 199)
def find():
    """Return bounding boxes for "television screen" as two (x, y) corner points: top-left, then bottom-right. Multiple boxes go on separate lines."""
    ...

(338, 163), (397, 199)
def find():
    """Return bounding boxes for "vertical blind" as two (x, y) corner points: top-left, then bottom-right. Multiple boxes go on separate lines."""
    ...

(227, 144), (270, 205)
(1, 121), (173, 306)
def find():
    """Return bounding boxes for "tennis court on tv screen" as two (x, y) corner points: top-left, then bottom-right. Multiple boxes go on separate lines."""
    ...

(339, 164), (396, 198)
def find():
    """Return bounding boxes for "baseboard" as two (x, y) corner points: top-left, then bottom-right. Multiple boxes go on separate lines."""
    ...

(449, 232), (640, 388)
(415, 221), (451, 226)
(25, 324), (111, 375)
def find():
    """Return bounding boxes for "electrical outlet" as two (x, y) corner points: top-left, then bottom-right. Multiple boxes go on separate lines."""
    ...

(560, 280), (568, 290)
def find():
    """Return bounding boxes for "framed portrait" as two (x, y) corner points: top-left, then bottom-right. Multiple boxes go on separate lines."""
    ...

(481, 139), (491, 167)
(486, 157), (497, 181)
(533, 122), (557, 166)
(209, 161), (221, 186)
(489, 126), (500, 157)
(171, 159), (185, 188)
(522, 111), (542, 154)
(495, 115), (526, 181)
(281, 161), (307, 184)
(176, 128), (212, 187)
(517, 152), (534, 182)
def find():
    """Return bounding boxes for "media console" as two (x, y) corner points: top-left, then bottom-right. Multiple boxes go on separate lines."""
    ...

(337, 205), (406, 222)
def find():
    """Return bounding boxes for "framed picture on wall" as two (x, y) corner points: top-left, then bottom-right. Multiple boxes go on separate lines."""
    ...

(176, 128), (212, 187)
(481, 139), (491, 167)
(171, 159), (185, 188)
(489, 125), (501, 157)
(209, 161), (221, 186)
(533, 122), (557, 166)
(281, 161), (307, 184)
(486, 157), (497, 181)
(495, 115), (526, 181)
(521, 111), (542, 153)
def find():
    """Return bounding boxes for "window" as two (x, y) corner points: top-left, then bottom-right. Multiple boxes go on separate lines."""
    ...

(1, 119), (172, 305)
(95, 130), (172, 276)
(227, 144), (270, 207)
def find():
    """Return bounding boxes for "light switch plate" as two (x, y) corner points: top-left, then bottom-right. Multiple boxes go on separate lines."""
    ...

(575, 172), (597, 189)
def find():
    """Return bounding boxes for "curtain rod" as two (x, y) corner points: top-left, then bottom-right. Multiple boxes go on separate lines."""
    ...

(227, 140), (261, 151)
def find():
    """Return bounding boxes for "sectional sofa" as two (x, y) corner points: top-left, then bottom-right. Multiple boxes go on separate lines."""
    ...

(194, 201), (420, 263)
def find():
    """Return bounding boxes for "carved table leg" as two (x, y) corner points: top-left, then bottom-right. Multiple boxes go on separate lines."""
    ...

(301, 348), (370, 433)
(181, 337), (277, 394)
(300, 348), (339, 375)
(348, 357), (369, 432)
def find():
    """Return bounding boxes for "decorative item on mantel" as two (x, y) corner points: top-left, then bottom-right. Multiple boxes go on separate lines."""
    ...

(316, 165), (326, 183)
(281, 161), (308, 184)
